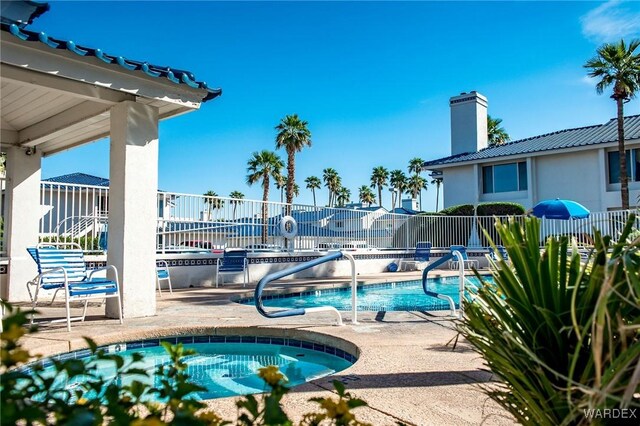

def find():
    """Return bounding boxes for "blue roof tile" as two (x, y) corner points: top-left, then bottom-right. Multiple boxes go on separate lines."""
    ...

(43, 172), (109, 187)
(424, 115), (640, 168)
(1, 22), (221, 102)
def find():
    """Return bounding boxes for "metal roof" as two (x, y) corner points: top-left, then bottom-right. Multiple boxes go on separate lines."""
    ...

(0, 22), (222, 102)
(43, 172), (109, 187)
(424, 115), (640, 168)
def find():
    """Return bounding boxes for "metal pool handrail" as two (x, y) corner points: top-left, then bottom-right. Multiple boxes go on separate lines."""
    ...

(421, 249), (465, 318)
(254, 250), (358, 325)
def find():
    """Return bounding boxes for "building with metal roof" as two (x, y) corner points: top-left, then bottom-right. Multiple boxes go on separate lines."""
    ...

(423, 92), (640, 212)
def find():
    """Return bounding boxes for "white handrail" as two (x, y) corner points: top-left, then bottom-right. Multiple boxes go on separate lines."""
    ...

(341, 252), (358, 324)
(451, 250), (465, 319)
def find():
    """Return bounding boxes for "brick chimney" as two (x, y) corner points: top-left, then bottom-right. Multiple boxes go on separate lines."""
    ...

(449, 91), (488, 155)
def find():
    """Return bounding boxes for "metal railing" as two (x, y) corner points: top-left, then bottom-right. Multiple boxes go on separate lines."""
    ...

(253, 250), (358, 325)
(23, 181), (640, 254)
(39, 181), (109, 252)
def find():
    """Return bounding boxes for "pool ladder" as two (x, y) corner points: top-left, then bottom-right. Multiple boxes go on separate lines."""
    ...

(254, 251), (358, 325)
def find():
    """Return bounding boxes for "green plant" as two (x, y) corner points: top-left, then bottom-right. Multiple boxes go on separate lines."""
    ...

(39, 235), (102, 251)
(438, 204), (475, 216)
(459, 215), (640, 425)
(475, 202), (525, 216)
(1, 304), (370, 425)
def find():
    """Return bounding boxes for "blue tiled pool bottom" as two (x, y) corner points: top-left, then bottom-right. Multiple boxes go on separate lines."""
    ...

(33, 336), (354, 401)
(241, 276), (491, 312)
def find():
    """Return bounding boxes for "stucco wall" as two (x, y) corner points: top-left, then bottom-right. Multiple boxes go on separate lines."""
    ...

(442, 166), (477, 208)
(534, 150), (602, 211)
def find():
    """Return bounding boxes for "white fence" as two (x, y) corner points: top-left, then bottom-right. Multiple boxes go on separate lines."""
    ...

(0, 181), (637, 254)
(0, 177), (5, 255)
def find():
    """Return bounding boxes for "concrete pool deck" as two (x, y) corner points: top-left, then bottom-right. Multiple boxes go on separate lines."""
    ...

(17, 270), (514, 426)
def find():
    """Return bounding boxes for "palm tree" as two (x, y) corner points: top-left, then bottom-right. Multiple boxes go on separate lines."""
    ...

(275, 174), (287, 203)
(203, 190), (223, 220)
(229, 190), (245, 220)
(358, 185), (376, 205)
(408, 157), (425, 209)
(585, 39), (640, 209)
(246, 150), (284, 243)
(370, 166), (388, 208)
(430, 173), (443, 212)
(389, 169), (407, 211)
(322, 168), (340, 207)
(406, 174), (427, 204)
(275, 114), (312, 209)
(408, 157), (424, 175)
(336, 186), (351, 207)
(305, 176), (321, 208)
(487, 115), (510, 147)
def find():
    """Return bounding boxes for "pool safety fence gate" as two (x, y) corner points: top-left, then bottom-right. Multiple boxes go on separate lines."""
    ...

(4, 182), (637, 254)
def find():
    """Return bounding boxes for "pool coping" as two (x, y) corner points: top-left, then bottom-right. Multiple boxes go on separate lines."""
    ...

(22, 325), (361, 363)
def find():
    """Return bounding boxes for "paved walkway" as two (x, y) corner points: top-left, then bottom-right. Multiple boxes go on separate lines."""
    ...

(19, 270), (514, 426)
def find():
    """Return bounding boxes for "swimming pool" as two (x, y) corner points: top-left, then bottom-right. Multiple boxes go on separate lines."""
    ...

(243, 276), (490, 311)
(33, 335), (355, 401)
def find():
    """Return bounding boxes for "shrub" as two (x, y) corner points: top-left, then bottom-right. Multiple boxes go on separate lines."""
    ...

(459, 214), (640, 425)
(438, 204), (475, 216)
(1, 305), (371, 426)
(39, 235), (102, 252)
(475, 202), (525, 216)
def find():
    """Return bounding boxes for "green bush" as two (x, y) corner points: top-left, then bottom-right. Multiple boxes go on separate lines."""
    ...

(1, 305), (370, 426)
(459, 215), (640, 425)
(475, 202), (525, 216)
(39, 235), (102, 252)
(438, 202), (525, 216)
(438, 204), (475, 216)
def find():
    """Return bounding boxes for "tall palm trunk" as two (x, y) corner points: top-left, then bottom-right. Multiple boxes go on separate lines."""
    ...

(616, 96), (629, 209)
(377, 186), (382, 208)
(262, 176), (270, 244)
(285, 148), (295, 214)
(312, 189), (317, 208)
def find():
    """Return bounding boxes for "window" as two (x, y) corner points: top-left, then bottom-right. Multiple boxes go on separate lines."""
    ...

(607, 149), (640, 184)
(482, 161), (527, 194)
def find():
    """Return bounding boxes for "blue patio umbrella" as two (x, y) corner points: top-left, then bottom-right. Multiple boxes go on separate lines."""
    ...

(532, 199), (590, 220)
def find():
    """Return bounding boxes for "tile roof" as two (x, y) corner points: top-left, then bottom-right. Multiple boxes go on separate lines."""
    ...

(1, 22), (222, 102)
(43, 172), (109, 187)
(424, 115), (640, 168)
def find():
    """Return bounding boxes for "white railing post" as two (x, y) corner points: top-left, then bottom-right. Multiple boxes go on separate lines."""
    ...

(341, 251), (358, 324)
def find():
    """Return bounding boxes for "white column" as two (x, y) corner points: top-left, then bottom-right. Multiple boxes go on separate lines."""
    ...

(3, 145), (42, 302)
(106, 101), (158, 318)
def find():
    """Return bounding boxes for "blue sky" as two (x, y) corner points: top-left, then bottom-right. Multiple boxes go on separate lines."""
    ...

(37, 1), (640, 211)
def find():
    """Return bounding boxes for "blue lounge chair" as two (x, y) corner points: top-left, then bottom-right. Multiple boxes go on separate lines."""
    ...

(29, 243), (123, 331)
(488, 245), (509, 263)
(398, 242), (432, 271)
(216, 249), (249, 287)
(449, 245), (479, 270)
(156, 260), (173, 296)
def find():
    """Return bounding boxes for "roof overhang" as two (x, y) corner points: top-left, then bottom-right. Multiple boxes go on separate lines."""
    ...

(424, 138), (640, 171)
(1, 31), (216, 156)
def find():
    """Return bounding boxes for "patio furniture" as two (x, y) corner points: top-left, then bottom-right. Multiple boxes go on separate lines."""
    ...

(449, 245), (479, 270)
(398, 241), (432, 271)
(488, 245), (509, 263)
(156, 260), (173, 296)
(216, 249), (249, 287)
(29, 243), (122, 331)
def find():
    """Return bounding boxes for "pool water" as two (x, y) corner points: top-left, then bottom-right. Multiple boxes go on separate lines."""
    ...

(247, 276), (491, 311)
(37, 339), (354, 401)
